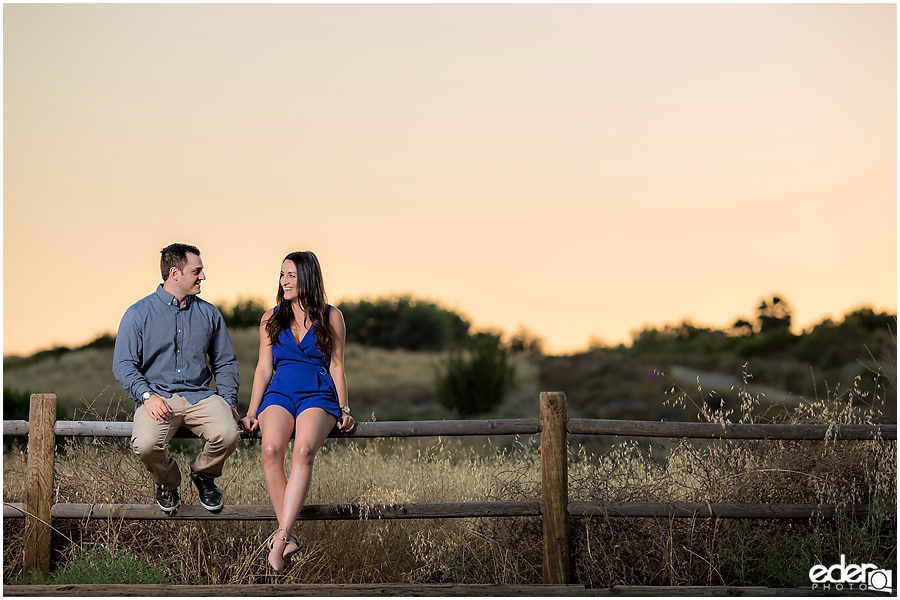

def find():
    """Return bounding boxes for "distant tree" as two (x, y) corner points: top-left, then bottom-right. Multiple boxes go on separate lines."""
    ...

(219, 298), (267, 328)
(507, 326), (544, 356)
(339, 295), (471, 351)
(841, 307), (896, 336)
(731, 319), (754, 337)
(4, 346), (72, 371)
(627, 320), (729, 360)
(757, 295), (792, 334)
(435, 332), (516, 417)
(80, 333), (116, 350)
(796, 307), (896, 369)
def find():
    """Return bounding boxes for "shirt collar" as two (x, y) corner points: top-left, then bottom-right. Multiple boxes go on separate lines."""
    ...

(155, 284), (192, 309)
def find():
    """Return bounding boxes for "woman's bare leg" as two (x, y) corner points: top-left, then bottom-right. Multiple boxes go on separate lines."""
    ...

(277, 408), (337, 539)
(258, 405), (296, 536)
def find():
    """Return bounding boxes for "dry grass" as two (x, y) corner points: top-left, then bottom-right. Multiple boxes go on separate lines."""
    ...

(557, 367), (897, 587)
(3, 363), (894, 586)
(3, 429), (543, 584)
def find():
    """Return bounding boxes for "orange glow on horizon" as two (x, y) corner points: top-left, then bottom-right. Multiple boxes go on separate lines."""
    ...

(3, 4), (896, 358)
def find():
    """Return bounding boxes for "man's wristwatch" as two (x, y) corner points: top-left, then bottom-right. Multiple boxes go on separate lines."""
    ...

(341, 405), (351, 415)
(140, 391), (152, 403)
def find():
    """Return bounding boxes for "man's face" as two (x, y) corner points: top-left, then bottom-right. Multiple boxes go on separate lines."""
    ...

(171, 252), (206, 298)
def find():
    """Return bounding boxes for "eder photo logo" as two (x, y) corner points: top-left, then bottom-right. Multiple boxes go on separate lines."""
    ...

(809, 555), (893, 593)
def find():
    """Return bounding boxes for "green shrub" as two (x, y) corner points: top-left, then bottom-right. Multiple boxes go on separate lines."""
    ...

(218, 297), (267, 329)
(3, 387), (70, 421)
(435, 332), (515, 416)
(719, 505), (897, 588)
(340, 295), (471, 351)
(10, 547), (176, 585)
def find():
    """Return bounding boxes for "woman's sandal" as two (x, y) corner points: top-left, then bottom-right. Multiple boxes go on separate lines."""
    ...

(267, 529), (289, 572)
(283, 532), (304, 564)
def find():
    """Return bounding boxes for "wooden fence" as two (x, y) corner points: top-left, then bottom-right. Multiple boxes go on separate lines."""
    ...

(3, 392), (896, 585)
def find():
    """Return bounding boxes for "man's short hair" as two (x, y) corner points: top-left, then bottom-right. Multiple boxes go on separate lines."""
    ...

(160, 243), (201, 281)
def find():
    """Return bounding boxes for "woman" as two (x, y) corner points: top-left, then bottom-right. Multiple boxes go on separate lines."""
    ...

(241, 251), (355, 572)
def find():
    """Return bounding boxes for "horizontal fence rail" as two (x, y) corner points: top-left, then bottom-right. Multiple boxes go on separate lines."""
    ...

(567, 419), (897, 440)
(3, 500), (544, 521)
(3, 392), (896, 586)
(567, 501), (877, 519)
(3, 418), (542, 439)
(7, 418), (894, 441)
(4, 500), (876, 522)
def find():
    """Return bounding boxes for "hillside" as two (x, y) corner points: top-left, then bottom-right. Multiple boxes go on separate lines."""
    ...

(2, 329), (540, 422)
(4, 304), (895, 424)
(539, 306), (897, 422)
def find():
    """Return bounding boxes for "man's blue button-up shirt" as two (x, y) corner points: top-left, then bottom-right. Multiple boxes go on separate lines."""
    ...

(112, 285), (240, 409)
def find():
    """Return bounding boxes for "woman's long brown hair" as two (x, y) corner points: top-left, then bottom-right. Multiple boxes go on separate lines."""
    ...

(265, 251), (334, 358)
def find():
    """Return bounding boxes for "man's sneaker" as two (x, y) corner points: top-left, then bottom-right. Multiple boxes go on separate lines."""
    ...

(191, 471), (223, 512)
(156, 486), (180, 514)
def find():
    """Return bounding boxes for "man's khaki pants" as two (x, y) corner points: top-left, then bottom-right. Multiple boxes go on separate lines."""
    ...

(131, 394), (239, 490)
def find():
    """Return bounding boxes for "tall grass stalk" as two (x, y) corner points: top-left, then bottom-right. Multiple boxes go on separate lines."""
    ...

(560, 363), (896, 586)
(3, 364), (895, 586)
(3, 433), (543, 584)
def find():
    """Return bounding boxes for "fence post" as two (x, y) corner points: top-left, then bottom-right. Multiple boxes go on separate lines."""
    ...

(540, 391), (570, 584)
(25, 393), (56, 578)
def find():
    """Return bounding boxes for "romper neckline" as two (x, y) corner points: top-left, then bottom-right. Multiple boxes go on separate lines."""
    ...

(291, 325), (312, 347)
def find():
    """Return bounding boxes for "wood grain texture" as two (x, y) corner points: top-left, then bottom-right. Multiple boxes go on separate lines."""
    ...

(540, 391), (570, 585)
(567, 419), (897, 440)
(24, 394), (56, 578)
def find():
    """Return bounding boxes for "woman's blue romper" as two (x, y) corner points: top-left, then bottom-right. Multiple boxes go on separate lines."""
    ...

(257, 306), (340, 421)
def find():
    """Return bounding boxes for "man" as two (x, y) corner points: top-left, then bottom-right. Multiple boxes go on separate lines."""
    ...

(113, 243), (241, 514)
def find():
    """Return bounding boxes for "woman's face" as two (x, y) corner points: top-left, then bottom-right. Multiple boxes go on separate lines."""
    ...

(280, 259), (299, 301)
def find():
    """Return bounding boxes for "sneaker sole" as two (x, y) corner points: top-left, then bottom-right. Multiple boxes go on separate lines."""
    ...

(157, 502), (179, 515)
(200, 501), (223, 512)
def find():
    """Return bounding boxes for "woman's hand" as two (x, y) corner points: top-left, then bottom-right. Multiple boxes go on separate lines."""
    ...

(241, 414), (259, 434)
(337, 413), (355, 432)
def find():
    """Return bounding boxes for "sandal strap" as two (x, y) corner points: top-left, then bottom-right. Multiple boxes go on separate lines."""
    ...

(271, 528), (289, 542)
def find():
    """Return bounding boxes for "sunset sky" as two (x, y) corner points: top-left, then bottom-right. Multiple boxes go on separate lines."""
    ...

(3, 3), (896, 357)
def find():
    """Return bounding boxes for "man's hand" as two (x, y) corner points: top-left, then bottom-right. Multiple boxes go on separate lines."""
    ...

(231, 407), (242, 427)
(144, 395), (172, 422)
